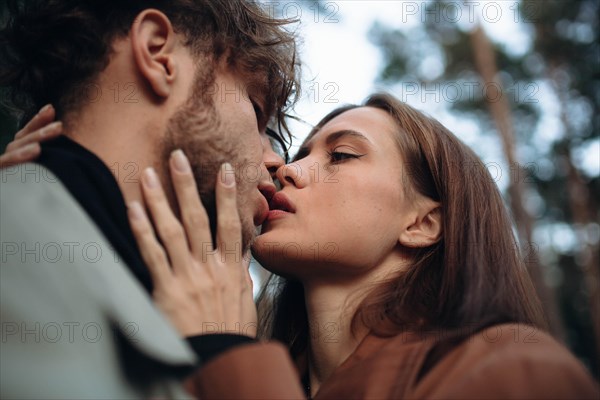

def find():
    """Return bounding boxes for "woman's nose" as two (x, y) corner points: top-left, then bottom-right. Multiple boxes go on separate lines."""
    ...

(276, 162), (307, 189)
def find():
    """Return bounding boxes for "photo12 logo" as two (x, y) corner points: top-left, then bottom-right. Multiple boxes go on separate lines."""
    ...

(400, 1), (541, 24)
(1, 321), (139, 344)
(261, 1), (340, 23)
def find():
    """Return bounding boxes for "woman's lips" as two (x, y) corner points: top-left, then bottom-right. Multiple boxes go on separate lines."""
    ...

(266, 209), (291, 221)
(266, 192), (296, 222)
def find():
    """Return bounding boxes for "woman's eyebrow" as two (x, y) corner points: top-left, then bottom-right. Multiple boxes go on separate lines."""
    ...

(325, 130), (372, 146)
(294, 129), (372, 161)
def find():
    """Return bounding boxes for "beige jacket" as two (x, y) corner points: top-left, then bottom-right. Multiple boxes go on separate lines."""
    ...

(1, 165), (195, 398)
(193, 324), (599, 399)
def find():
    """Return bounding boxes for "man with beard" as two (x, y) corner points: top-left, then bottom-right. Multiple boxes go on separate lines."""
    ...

(0, 0), (303, 398)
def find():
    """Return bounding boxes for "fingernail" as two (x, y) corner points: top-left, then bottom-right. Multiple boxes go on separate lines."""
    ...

(39, 104), (52, 114)
(143, 167), (159, 188)
(171, 149), (190, 173)
(128, 201), (145, 220)
(221, 163), (235, 187)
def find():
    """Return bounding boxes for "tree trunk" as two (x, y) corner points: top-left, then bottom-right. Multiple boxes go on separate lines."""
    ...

(469, 24), (565, 339)
(548, 63), (600, 359)
(565, 150), (600, 356)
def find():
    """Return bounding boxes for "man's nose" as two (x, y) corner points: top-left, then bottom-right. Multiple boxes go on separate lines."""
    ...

(258, 163), (277, 201)
(262, 141), (285, 189)
(264, 150), (285, 180)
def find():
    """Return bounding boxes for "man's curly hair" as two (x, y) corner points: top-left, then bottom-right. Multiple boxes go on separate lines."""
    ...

(0, 0), (300, 143)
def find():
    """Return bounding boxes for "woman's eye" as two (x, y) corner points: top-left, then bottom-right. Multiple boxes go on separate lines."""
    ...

(329, 151), (363, 163)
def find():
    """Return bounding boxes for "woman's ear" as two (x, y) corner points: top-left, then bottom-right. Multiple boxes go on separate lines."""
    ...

(398, 198), (443, 248)
(130, 9), (177, 98)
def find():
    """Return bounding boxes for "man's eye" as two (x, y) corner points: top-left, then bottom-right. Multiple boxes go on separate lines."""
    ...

(265, 128), (290, 162)
(251, 101), (264, 126)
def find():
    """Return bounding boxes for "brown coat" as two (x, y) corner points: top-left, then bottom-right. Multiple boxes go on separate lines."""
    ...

(191, 324), (599, 399)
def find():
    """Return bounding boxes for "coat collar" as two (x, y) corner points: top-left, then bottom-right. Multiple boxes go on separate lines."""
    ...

(312, 331), (440, 399)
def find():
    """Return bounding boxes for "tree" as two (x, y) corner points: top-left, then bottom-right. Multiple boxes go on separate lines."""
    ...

(369, 0), (599, 376)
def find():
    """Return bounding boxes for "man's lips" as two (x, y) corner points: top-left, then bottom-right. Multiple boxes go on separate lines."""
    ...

(254, 194), (270, 226)
(254, 183), (277, 226)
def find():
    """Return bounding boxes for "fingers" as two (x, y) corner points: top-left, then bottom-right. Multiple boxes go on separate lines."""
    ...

(243, 262), (254, 293)
(215, 163), (242, 263)
(14, 104), (56, 140)
(0, 143), (40, 168)
(241, 260), (257, 338)
(168, 150), (213, 258)
(2, 104), (62, 169)
(127, 201), (173, 287)
(6, 121), (63, 153)
(129, 162), (257, 338)
(140, 167), (193, 278)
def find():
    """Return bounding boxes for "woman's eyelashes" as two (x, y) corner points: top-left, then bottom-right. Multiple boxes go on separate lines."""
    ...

(292, 146), (365, 164)
(327, 149), (365, 164)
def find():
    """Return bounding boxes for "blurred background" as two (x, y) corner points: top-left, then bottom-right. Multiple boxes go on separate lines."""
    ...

(1, 0), (598, 379)
(258, 0), (599, 378)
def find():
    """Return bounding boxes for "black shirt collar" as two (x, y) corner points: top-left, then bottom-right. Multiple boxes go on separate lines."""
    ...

(37, 136), (257, 365)
(37, 136), (153, 293)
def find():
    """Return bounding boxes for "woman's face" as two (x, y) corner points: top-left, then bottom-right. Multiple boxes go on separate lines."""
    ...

(253, 107), (415, 280)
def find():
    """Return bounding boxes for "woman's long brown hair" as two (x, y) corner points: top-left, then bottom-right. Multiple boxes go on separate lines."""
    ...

(257, 93), (547, 358)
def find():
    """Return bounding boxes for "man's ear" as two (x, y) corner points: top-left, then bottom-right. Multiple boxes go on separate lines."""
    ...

(398, 198), (443, 248)
(130, 9), (178, 98)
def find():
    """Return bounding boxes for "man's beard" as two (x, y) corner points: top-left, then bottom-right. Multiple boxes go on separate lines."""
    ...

(158, 70), (256, 254)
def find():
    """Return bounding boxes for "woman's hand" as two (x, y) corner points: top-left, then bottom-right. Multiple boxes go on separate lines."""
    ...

(127, 150), (257, 338)
(0, 104), (63, 168)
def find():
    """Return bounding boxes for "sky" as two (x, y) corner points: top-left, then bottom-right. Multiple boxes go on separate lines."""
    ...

(274, 0), (598, 179)
(285, 1), (532, 137)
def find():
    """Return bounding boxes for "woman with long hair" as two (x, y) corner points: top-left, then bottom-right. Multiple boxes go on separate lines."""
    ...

(4, 94), (598, 399)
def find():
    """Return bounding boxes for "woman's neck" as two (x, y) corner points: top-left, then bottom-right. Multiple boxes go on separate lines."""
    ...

(300, 250), (409, 397)
(302, 280), (370, 397)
